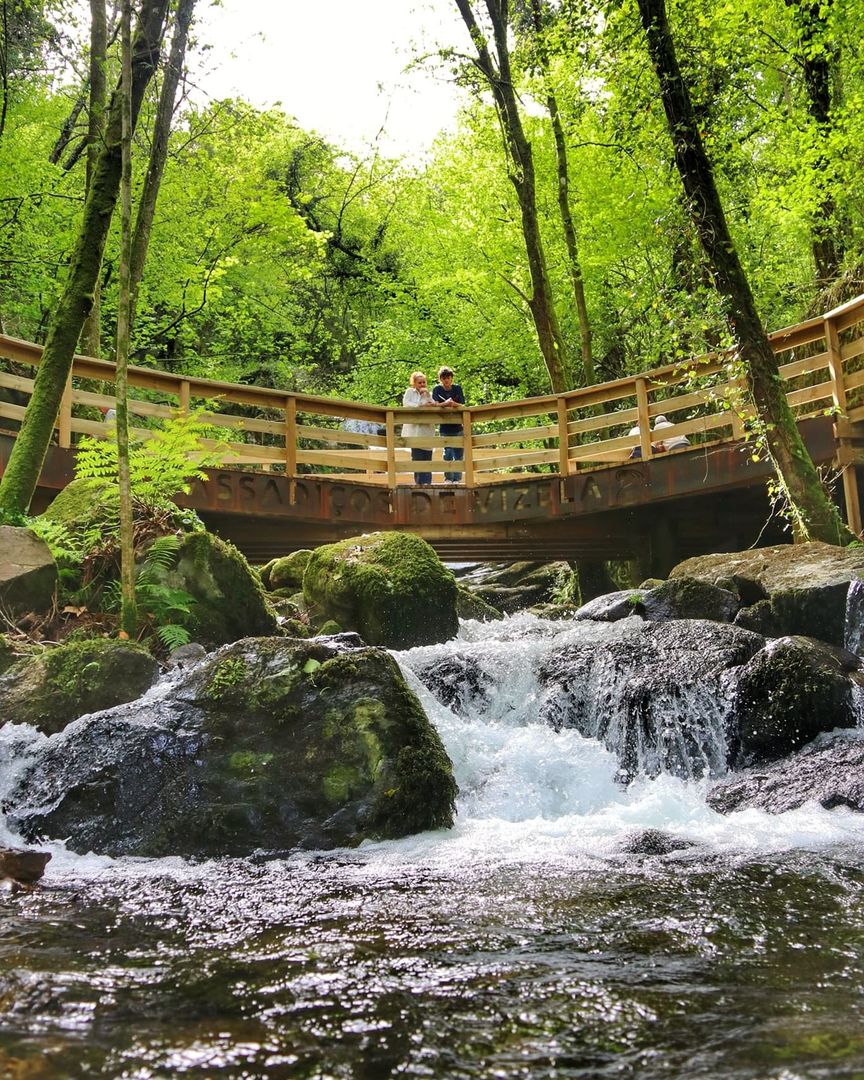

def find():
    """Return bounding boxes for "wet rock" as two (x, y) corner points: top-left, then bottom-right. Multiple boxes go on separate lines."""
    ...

(0, 847), (51, 885)
(641, 576), (739, 624)
(845, 579), (864, 655)
(3, 636), (457, 857)
(410, 652), (493, 715)
(456, 585), (503, 623)
(146, 530), (279, 648)
(0, 526), (57, 617)
(526, 603), (580, 620)
(575, 589), (647, 622)
(167, 642), (207, 669)
(730, 636), (862, 767)
(707, 732), (864, 815)
(303, 532), (458, 649)
(0, 638), (159, 734)
(671, 542), (864, 646)
(537, 620), (765, 780)
(619, 829), (696, 855)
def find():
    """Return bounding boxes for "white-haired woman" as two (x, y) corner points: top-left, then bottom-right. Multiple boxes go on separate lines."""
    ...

(402, 371), (434, 485)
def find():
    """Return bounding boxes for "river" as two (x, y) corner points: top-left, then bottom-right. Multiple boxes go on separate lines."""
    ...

(2, 613), (864, 1078)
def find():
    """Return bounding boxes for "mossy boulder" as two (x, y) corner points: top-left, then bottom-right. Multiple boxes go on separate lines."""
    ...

(146, 531), (278, 648)
(2, 636), (457, 857)
(730, 636), (862, 767)
(39, 477), (119, 532)
(0, 638), (159, 734)
(302, 532), (459, 649)
(641, 576), (739, 623)
(267, 549), (312, 592)
(0, 525), (57, 617)
(460, 561), (567, 615)
(456, 585), (502, 623)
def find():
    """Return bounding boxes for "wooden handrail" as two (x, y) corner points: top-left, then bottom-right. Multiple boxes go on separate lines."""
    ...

(2, 292), (864, 499)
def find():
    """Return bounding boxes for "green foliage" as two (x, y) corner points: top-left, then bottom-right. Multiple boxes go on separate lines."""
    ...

(101, 534), (194, 648)
(74, 409), (224, 506)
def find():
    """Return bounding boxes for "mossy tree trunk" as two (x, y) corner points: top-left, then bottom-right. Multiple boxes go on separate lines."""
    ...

(637, 0), (851, 545)
(455, 0), (571, 393)
(0, 0), (169, 516)
(117, 0), (137, 637)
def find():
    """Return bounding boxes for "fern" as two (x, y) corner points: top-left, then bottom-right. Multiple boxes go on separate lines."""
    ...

(137, 535), (182, 581)
(27, 518), (80, 566)
(156, 623), (192, 650)
(75, 408), (226, 508)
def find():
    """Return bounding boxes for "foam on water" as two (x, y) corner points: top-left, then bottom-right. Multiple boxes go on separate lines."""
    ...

(3, 612), (864, 881)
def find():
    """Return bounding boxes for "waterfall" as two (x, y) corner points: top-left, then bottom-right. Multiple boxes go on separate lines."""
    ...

(845, 579), (864, 655)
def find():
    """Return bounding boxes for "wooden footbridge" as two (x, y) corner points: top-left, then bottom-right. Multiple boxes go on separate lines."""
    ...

(2, 295), (864, 570)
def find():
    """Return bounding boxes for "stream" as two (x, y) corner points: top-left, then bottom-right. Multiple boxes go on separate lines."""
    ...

(2, 613), (864, 1078)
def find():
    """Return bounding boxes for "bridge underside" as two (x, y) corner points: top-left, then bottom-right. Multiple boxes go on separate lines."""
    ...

(5, 416), (846, 572)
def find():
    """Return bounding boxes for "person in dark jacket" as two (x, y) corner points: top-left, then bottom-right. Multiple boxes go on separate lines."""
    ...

(432, 366), (465, 483)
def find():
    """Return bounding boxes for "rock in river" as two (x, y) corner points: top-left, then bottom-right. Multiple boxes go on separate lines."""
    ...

(2, 636), (457, 857)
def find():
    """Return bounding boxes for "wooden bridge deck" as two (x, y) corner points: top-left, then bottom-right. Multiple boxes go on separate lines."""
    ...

(2, 294), (864, 567)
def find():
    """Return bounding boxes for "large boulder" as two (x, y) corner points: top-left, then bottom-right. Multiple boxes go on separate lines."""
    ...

(640, 576), (739, 624)
(730, 636), (863, 767)
(302, 532), (458, 649)
(146, 530), (278, 648)
(671, 542), (864, 646)
(575, 589), (648, 622)
(0, 638), (159, 734)
(456, 584), (503, 623)
(2, 636), (457, 857)
(0, 525), (57, 616)
(708, 732), (864, 815)
(536, 619), (766, 780)
(38, 476), (118, 532)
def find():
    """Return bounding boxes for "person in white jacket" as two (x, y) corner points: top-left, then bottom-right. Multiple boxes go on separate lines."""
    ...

(653, 414), (690, 451)
(402, 371), (435, 484)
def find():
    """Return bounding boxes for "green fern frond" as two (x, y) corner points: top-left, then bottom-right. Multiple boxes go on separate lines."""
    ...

(156, 623), (192, 650)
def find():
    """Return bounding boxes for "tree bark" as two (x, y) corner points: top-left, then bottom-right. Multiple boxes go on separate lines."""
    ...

(80, 0), (108, 358)
(784, 0), (844, 285)
(637, 0), (850, 544)
(528, 0), (594, 386)
(0, 0), (170, 516)
(455, 0), (571, 392)
(129, 0), (196, 323)
(117, 0), (137, 636)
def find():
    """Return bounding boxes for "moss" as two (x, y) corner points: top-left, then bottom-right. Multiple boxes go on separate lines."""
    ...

(150, 531), (279, 648)
(269, 549), (312, 592)
(0, 637), (158, 734)
(205, 657), (249, 701)
(456, 585), (502, 623)
(302, 532), (459, 649)
(40, 477), (119, 531)
(317, 619), (343, 635)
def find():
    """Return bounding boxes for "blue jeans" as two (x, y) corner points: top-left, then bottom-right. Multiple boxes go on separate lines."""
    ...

(443, 444), (464, 482)
(412, 447), (432, 485)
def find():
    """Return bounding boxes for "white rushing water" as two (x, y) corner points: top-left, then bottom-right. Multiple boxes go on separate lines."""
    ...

(3, 612), (864, 882)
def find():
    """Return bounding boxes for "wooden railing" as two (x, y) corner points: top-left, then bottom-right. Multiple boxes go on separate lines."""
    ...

(1, 293), (864, 500)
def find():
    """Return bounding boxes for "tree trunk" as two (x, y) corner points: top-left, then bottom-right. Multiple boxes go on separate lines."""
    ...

(528, 0), (594, 386)
(0, 0), (169, 516)
(80, 0), (108, 358)
(455, 0), (571, 392)
(117, 0), (137, 636)
(784, 0), (844, 285)
(637, 0), (850, 544)
(129, 0), (196, 323)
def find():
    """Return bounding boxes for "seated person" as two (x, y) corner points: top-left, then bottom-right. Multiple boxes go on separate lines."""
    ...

(652, 414), (690, 451)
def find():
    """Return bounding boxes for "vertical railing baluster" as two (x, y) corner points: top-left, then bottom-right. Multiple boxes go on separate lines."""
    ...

(462, 409), (474, 488)
(635, 377), (652, 459)
(557, 398), (569, 477)
(285, 396), (297, 479)
(58, 372), (73, 448)
(386, 410), (396, 489)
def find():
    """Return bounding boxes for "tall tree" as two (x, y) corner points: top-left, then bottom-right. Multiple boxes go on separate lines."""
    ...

(637, 0), (850, 543)
(523, 0), (594, 385)
(116, 0), (136, 635)
(129, 0), (196, 322)
(785, 0), (845, 284)
(79, 0), (108, 357)
(0, 0), (170, 515)
(454, 0), (571, 392)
